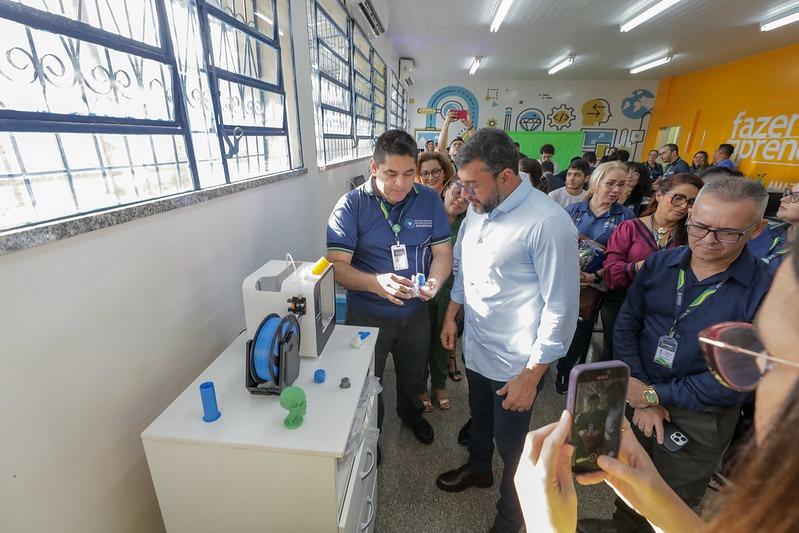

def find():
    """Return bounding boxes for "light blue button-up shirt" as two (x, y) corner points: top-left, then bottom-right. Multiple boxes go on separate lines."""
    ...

(451, 178), (580, 382)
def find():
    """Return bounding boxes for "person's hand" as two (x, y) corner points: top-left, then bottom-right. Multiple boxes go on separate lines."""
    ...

(632, 406), (670, 445)
(444, 110), (456, 123)
(417, 278), (439, 301)
(461, 111), (473, 129)
(626, 377), (649, 408)
(497, 368), (539, 411)
(578, 420), (702, 532)
(372, 273), (414, 305)
(635, 260), (645, 271)
(579, 271), (596, 288)
(514, 411), (577, 533)
(440, 317), (458, 350)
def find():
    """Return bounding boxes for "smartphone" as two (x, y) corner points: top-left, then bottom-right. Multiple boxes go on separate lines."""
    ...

(452, 109), (468, 120)
(566, 361), (630, 473)
(660, 420), (690, 452)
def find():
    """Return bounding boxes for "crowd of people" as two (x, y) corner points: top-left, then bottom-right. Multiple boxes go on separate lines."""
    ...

(326, 114), (798, 532)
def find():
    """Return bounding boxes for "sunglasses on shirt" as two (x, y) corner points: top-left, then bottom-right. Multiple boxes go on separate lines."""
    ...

(699, 322), (799, 392)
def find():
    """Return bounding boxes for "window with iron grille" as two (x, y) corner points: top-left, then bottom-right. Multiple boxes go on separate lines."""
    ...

(0, 0), (302, 232)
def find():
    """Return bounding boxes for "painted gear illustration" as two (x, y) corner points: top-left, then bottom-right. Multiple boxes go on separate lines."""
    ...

(548, 104), (576, 130)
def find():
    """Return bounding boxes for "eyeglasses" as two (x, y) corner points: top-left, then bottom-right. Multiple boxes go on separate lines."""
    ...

(420, 167), (444, 181)
(782, 189), (799, 204)
(451, 180), (475, 196)
(664, 191), (695, 207)
(699, 322), (799, 392)
(685, 219), (759, 244)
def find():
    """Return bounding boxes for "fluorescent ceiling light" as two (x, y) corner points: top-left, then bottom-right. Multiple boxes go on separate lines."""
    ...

(490, 0), (515, 32)
(620, 0), (684, 32)
(548, 56), (574, 75)
(761, 11), (799, 31)
(469, 57), (482, 76)
(630, 55), (672, 74)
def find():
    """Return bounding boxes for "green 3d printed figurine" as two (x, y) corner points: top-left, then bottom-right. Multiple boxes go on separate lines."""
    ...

(279, 386), (307, 429)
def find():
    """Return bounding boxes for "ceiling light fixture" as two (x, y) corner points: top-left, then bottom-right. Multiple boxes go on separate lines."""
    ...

(620, 0), (684, 32)
(469, 56), (482, 76)
(761, 10), (799, 31)
(490, 0), (515, 32)
(548, 56), (574, 75)
(630, 55), (672, 74)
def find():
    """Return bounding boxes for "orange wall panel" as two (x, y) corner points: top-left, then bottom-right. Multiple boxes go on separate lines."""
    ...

(644, 43), (799, 189)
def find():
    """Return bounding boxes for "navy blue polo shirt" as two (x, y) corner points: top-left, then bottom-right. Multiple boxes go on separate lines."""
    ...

(565, 200), (635, 245)
(614, 246), (772, 411)
(327, 177), (450, 319)
(747, 222), (790, 277)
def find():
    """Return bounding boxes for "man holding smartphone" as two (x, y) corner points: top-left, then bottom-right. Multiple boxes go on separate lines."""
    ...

(435, 129), (579, 533)
(594, 177), (773, 532)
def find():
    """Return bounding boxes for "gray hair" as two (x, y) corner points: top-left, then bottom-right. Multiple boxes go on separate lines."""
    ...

(694, 176), (768, 219)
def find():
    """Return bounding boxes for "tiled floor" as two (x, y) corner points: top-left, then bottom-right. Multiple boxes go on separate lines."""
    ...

(375, 341), (616, 533)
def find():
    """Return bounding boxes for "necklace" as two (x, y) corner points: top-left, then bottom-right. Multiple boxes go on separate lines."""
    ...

(650, 215), (671, 248)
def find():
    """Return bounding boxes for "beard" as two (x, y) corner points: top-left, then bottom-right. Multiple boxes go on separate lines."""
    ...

(471, 187), (505, 214)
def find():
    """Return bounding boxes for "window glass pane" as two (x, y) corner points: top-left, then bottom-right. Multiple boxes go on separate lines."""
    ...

(218, 79), (284, 128)
(0, 20), (174, 120)
(316, 9), (348, 58)
(353, 25), (368, 57)
(354, 75), (371, 98)
(356, 117), (371, 137)
(12, 0), (161, 45)
(357, 139), (372, 158)
(321, 77), (350, 111)
(206, 0), (274, 39)
(354, 52), (370, 79)
(324, 137), (356, 164)
(227, 134), (289, 181)
(209, 16), (279, 86)
(323, 109), (351, 135)
(277, 0), (301, 169)
(318, 45), (349, 85)
(316, 0), (348, 33)
(356, 96), (371, 118)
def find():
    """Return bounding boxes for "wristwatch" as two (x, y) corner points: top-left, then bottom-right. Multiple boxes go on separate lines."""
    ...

(643, 386), (660, 406)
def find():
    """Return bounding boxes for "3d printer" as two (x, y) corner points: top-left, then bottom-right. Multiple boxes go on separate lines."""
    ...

(242, 258), (336, 395)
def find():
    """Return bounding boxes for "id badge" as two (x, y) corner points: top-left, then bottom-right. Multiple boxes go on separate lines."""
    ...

(391, 244), (409, 271)
(654, 336), (678, 368)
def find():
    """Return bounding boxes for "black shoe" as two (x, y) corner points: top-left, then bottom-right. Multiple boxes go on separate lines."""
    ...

(405, 418), (434, 445)
(554, 372), (568, 395)
(436, 463), (493, 492)
(457, 418), (472, 446)
(376, 444), (381, 467)
(576, 519), (620, 533)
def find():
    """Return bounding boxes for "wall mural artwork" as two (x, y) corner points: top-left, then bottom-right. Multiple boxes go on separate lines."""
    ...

(411, 81), (658, 160)
(547, 104), (576, 131)
(621, 89), (655, 119)
(423, 85), (480, 130)
(581, 98), (613, 126)
(515, 108), (546, 131)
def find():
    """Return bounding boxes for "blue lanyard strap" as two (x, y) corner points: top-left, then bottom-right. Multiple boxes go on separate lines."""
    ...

(670, 269), (726, 337)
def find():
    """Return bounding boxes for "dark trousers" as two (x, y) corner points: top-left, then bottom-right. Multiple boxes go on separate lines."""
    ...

(556, 311), (597, 378)
(425, 297), (450, 390)
(466, 368), (542, 533)
(611, 405), (740, 532)
(346, 307), (429, 429)
(600, 289), (626, 360)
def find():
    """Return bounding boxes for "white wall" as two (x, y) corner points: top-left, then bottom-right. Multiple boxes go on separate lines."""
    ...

(409, 79), (659, 160)
(0, 1), (398, 532)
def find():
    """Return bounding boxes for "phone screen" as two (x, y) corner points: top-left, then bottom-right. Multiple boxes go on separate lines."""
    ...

(452, 110), (467, 120)
(568, 363), (629, 473)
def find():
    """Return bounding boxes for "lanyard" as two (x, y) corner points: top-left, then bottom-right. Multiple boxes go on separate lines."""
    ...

(377, 198), (406, 244)
(762, 235), (789, 264)
(670, 268), (726, 337)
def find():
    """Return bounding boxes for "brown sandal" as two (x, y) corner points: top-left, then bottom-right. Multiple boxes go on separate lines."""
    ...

(433, 388), (450, 410)
(419, 392), (433, 412)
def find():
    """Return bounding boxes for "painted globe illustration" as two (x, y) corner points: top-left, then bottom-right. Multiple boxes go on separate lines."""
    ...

(621, 89), (654, 119)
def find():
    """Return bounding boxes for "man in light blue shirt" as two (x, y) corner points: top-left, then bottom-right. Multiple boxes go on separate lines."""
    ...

(435, 129), (579, 533)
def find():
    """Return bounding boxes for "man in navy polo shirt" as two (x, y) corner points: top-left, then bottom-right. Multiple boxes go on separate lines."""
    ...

(327, 130), (452, 445)
(583, 177), (771, 533)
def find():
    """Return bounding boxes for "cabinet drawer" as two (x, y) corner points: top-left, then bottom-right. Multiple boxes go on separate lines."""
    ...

(356, 434), (378, 533)
(336, 391), (376, 511)
(338, 425), (379, 533)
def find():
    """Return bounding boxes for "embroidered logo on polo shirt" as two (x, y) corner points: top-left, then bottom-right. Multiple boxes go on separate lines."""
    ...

(406, 219), (433, 229)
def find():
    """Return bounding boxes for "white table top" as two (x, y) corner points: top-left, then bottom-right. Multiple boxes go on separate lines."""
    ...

(142, 325), (378, 458)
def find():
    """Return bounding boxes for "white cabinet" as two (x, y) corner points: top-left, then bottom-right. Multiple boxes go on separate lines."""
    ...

(141, 325), (379, 533)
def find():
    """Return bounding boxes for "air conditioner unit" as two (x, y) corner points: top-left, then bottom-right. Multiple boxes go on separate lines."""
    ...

(348, 0), (388, 37)
(399, 57), (414, 87)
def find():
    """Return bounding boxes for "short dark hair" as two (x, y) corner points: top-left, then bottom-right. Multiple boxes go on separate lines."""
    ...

(568, 158), (591, 175)
(541, 160), (555, 173)
(664, 143), (679, 154)
(456, 128), (519, 175)
(616, 149), (630, 162)
(718, 143), (735, 158)
(449, 137), (465, 148)
(514, 142), (521, 149)
(582, 151), (597, 164)
(519, 157), (543, 179)
(373, 129), (417, 164)
(540, 143), (555, 155)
